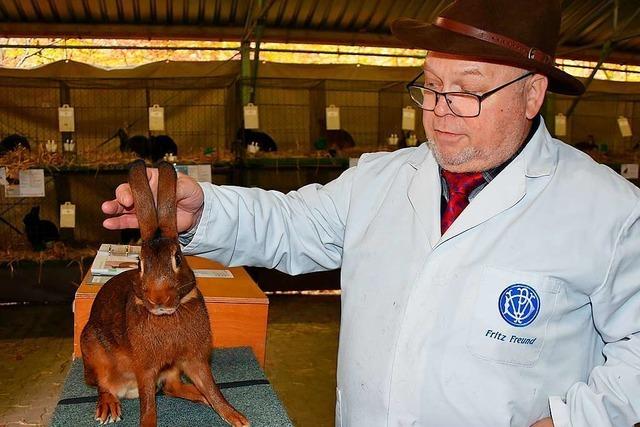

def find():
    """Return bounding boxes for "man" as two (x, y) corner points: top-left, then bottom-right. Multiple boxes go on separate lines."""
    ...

(102, 0), (640, 425)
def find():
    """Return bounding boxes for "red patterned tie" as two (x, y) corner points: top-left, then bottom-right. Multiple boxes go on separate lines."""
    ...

(441, 170), (486, 234)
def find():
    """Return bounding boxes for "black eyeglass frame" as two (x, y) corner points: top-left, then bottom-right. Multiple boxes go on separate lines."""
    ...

(406, 70), (535, 118)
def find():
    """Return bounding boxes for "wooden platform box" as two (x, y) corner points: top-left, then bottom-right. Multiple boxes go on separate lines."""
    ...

(72, 256), (269, 366)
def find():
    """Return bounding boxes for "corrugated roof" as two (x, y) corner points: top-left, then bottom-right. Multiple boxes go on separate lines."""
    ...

(0, 0), (638, 65)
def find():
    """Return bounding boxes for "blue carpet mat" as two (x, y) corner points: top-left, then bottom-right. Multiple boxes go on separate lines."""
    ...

(51, 347), (292, 426)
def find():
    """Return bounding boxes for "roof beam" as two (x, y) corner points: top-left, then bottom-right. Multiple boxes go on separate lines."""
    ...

(0, 22), (399, 46)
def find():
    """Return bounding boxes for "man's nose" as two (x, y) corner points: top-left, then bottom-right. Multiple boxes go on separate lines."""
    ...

(433, 94), (453, 117)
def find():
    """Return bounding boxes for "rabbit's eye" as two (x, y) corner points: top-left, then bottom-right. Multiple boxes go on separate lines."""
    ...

(174, 254), (182, 267)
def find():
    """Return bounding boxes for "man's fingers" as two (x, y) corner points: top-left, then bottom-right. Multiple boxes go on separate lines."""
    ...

(102, 214), (139, 230)
(114, 183), (134, 207)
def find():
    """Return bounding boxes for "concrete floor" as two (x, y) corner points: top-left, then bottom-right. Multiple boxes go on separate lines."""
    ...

(0, 294), (340, 427)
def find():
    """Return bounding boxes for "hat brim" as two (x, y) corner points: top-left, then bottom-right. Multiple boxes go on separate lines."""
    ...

(391, 17), (585, 96)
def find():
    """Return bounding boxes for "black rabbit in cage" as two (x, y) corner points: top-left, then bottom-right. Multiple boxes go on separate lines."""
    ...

(0, 134), (31, 156)
(23, 206), (59, 251)
(117, 128), (178, 162)
(236, 128), (278, 152)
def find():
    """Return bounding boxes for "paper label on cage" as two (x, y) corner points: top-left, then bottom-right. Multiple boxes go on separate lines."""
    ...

(621, 164), (639, 179)
(402, 106), (416, 131)
(60, 202), (76, 228)
(149, 105), (165, 131)
(243, 103), (260, 129)
(326, 105), (341, 130)
(617, 116), (632, 138)
(58, 104), (75, 132)
(6, 169), (45, 197)
(555, 113), (567, 136)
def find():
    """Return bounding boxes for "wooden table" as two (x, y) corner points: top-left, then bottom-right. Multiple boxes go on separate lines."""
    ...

(72, 256), (269, 366)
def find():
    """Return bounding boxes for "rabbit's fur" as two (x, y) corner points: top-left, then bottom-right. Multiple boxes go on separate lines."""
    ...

(81, 160), (249, 427)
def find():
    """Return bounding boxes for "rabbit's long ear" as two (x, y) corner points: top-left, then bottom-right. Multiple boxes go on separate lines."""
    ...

(128, 160), (158, 240)
(156, 162), (178, 239)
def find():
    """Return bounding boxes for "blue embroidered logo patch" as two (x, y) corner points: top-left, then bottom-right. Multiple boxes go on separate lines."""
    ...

(498, 284), (540, 327)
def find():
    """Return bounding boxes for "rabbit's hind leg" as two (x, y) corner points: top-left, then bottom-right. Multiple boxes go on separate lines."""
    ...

(181, 360), (250, 427)
(159, 366), (207, 404)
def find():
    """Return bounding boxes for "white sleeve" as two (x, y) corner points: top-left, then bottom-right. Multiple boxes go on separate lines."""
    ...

(181, 166), (355, 275)
(549, 201), (640, 426)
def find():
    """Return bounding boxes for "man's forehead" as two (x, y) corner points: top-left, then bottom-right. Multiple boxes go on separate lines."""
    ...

(422, 54), (520, 79)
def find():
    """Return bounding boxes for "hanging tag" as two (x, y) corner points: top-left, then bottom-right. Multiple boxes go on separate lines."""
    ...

(621, 164), (639, 180)
(243, 103), (260, 129)
(58, 104), (75, 132)
(617, 116), (632, 137)
(60, 201), (76, 228)
(149, 104), (165, 131)
(326, 105), (340, 130)
(555, 113), (567, 136)
(402, 106), (416, 131)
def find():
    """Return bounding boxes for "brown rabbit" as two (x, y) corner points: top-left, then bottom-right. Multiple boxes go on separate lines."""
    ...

(81, 160), (250, 427)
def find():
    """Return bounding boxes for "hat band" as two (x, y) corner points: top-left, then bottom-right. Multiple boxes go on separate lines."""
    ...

(434, 17), (553, 65)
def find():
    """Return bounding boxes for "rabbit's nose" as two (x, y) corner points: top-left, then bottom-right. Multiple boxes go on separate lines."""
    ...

(147, 294), (171, 307)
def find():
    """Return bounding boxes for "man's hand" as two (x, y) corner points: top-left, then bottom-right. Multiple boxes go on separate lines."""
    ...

(530, 417), (554, 427)
(101, 168), (204, 234)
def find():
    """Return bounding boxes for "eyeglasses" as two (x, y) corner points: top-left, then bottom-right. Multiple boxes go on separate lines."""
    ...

(406, 71), (534, 118)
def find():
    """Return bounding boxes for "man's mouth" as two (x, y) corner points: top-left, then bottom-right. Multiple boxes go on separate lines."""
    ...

(434, 129), (461, 137)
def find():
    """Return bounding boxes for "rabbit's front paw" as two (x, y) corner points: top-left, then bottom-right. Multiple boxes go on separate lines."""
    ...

(95, 392), (122, 424)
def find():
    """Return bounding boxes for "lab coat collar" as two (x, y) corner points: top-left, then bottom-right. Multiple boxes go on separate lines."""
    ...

(406, 119), (558, 248)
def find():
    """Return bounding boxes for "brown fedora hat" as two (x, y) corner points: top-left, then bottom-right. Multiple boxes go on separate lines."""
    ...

(391, 0), (585, 95)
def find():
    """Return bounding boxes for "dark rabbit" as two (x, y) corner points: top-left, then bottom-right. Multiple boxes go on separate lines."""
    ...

(23, 206), (59, 251)
(236, 128), (278, 152)
(325, 129), (356, 150)
(0, 134), (31, 155)
(80, 160), (249, 427)
(118, 129), (178, 162)
(148, 134), (178, 163)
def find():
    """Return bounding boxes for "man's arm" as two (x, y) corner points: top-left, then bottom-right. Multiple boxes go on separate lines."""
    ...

(548, 201), (640, 426)
(181, 166), (356, 275)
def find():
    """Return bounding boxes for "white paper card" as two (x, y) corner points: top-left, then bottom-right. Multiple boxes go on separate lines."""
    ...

(60, 201), (76, 228)
(618, 116), (632, 137)
(193, 269), (234, 279)
(90, 275), (111, 284)
(149, 104), (165, 131)
(58, 104), (75, 132)
(243, 103), (260, 129)
(326, 105), (341, 130)
(6, 169), (45, 197)
(555, 113), (567, 136)
(402, 106), (416, 131)
(175, 165), (212, 182)
(621, 164), (639, 179)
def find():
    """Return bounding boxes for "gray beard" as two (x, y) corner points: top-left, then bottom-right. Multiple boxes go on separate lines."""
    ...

(426, 139), (483, 168)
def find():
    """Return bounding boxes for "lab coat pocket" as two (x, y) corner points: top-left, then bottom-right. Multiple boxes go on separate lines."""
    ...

(464, 266), (561, 366)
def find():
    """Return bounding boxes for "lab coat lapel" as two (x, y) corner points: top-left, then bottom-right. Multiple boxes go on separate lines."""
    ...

(438, 120), (558, 245)
(407, 148), (442, 249)
(439, 155), (527, 244)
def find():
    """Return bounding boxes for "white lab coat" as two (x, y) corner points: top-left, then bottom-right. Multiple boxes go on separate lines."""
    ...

(183, 120), (640, 427)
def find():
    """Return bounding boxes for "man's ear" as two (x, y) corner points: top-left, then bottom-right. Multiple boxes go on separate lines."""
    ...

(525, 74), (549, 119)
